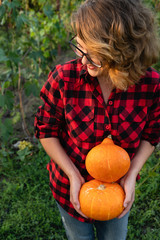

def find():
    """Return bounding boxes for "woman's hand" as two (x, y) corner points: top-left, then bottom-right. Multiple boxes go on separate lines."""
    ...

(40, 137), (88, 218)
(118, 171), (137, 218)
(69, 172), (88, 218)
(118, 140), (155, 218)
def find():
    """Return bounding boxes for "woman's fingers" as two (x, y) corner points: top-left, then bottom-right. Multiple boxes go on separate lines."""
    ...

(70, 174), (88, 218)
(118, 191), (135, 218)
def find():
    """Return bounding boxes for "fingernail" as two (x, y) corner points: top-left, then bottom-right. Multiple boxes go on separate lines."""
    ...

(124, 203), (127, 208)
(76, 204), (80, 209)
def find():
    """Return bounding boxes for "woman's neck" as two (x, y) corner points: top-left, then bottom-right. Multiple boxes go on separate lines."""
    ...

(98, 74), (114, 105)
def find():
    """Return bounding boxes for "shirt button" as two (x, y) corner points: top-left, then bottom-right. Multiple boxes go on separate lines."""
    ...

(109, 101), (113, 105)
(106, 125), (110, 130)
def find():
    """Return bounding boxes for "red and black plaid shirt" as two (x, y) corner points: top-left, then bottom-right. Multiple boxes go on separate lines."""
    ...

(34, 59), (160, 223)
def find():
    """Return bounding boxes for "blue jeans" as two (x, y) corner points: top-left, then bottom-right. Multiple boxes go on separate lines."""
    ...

(57, 203), (129, 240)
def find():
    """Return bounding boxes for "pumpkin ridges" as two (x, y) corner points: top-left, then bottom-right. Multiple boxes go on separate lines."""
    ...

(109, 185), (125, 217)
(108, 145), (130, 181)
(102, 183), (124, 220)
(89, 182), (108, 220)
(89, 193), (96, 219)
(79, 180), (125, 221)
(85, 138), (130, 182)
(105, 145), (114, 183)
(103, 187), (112, 220)
(80, 137), (129, 220)
(91, 189), (105, 219)
(80, 181), (102, 219)
(86, 145), (114, 182)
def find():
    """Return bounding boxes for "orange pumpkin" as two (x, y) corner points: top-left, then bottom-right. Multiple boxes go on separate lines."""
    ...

(85, 137), (130, 182)
(79, 179), (125, 221)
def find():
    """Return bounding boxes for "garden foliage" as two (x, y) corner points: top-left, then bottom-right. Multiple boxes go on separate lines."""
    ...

(0, 0), (82, 143)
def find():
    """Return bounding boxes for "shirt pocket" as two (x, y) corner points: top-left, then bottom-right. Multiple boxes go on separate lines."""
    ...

(65, 104), (95, 142)
(117, 106), (148, 144)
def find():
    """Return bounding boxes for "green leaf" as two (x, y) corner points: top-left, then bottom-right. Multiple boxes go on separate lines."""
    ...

(43, 5), (53, 18)
(12, 111), (21, 125)
(24, 81), (40, 97)
(5, 91), (14, 110)
(0, 118), (13, 142)
(6, 0), (21, 10)
(0, 5), (6, 20)
(17, 147), (31, 161)
(16, 13), (29, 29)
(29, 50), (45, 61)
(0, 94), (5, 107)
(0, 91), (14, 109)
(0, 49), (8, 62)
(8, 51), (21, 65)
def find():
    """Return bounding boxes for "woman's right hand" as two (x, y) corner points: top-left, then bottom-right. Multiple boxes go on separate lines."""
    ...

(40, 138), (88, 218)
(69, 172), (88, 218)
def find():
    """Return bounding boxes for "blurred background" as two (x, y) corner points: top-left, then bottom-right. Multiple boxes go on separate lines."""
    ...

(0, 0), (160, 239)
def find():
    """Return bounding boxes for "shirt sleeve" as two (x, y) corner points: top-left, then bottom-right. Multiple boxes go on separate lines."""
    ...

(34, 67), (64, 139)
(141, 80), (160, 146)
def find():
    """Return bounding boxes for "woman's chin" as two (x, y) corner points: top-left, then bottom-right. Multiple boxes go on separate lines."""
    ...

(87, 65), (100, 77)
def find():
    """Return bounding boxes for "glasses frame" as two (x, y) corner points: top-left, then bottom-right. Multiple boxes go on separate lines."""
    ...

(69, 36), (102, 68)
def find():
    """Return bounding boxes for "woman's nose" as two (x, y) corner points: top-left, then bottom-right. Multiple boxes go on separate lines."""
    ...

(81, 55), (89, 66)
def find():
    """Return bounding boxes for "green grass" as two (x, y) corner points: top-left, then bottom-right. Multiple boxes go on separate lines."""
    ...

(127, 149), (160, 240)
(0, 142), (66, 240)
(0, 141), (160, 240)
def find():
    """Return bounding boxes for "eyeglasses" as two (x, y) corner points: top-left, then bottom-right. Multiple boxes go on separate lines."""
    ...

(69, 36), (102, 68)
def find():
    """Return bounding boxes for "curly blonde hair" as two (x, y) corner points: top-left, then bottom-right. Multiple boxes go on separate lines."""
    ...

(71, 0), (160, 90)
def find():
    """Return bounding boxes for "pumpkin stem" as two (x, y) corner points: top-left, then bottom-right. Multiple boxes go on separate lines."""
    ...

(107, 134), (112, 139)
(97, 184), (106, 190)
(102, 136), (113, 145)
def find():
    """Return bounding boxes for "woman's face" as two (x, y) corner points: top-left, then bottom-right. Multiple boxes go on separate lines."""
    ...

(76, 36), (103, 78)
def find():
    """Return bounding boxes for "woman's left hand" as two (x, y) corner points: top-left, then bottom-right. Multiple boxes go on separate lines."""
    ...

(118, 171), (137, 218)
(117, 140), (155, 219)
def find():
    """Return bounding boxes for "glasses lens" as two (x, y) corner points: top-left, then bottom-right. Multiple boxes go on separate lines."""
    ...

(69, 38), (102, 68)
(70, 44), (83, 58)
(86, 54), (102, 68)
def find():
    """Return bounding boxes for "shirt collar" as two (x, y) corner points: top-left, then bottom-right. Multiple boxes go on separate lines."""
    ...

(78, 61), (117, 94)
(80, 64), (87, 77)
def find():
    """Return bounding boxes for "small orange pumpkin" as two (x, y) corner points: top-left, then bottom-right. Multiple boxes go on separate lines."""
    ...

(79, 179), (125, 221)
(85, 137), (130, 182)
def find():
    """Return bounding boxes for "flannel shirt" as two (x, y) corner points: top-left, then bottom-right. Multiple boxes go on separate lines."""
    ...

(34, 58), (160, 223)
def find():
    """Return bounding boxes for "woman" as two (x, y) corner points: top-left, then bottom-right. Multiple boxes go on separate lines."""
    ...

(34, 0), (160, 239)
